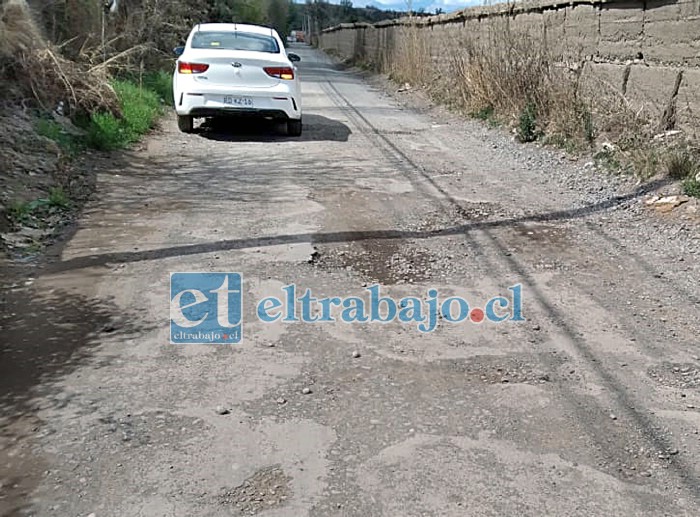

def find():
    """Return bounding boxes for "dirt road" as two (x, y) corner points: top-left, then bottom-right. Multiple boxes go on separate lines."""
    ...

(2, 46), (700, 517)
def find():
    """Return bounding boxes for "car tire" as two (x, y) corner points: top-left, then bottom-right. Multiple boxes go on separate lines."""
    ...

(177, 115), (194, 133)
(287, 119), (302, 137)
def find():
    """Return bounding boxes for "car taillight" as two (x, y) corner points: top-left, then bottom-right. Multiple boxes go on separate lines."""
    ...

(178, 62), (209, 74)
(264, 67), (295, 80)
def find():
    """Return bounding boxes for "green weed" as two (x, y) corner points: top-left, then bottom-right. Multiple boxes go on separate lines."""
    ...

(682, 177), (700, 198)
(139, 70), (174, 106)
(594, 147), (622, 172)
(517, 102), (539, 143)
(47, 186), (70, 209)
(86, 79), (162, 150)
(36, 118), (83, 155)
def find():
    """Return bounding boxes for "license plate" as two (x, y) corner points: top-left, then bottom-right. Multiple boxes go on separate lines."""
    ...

(223, 96), (254, 107)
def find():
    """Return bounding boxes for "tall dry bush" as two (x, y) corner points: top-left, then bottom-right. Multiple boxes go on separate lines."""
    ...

(376, 14), (684, 178)
(582, 74), (665, 177)
(112, 0), (209, 67)
(0, 0), (216, 115)
(446, 20), (595, 145)
(0, 0), (40, 57)
(23, 0), (209, 70)
(388, 23), (432, 87)
(0, 0), (119, 114)
(27, 0), (102, 57)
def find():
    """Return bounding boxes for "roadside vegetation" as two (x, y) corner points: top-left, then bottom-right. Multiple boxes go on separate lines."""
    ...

(0, 0), (421, 256)
(85, 77), (165, 151)
(370, 20), (700, 199)
(0, 0), (319, 254)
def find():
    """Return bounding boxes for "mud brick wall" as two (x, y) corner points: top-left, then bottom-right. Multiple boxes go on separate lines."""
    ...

(319, 0), (700, 138)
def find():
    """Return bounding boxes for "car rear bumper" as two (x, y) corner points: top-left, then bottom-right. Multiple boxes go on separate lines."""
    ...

(175, 89), (301, 120)
(186, 107), (291, 119)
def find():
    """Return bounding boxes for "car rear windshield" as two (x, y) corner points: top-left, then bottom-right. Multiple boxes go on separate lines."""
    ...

(191, 31), (280, 53)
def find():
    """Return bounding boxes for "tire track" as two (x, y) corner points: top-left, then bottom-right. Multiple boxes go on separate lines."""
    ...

(319, 78), (700, 497)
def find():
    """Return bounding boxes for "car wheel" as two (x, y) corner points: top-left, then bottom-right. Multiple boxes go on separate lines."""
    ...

(177, 115), (194, 133)
(287, 119), (302, 137)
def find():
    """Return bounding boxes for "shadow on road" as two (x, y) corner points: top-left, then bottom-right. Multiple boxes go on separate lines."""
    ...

(45, 177), (670, 274)
(195, 113), (351, 143)
(0, 279), (146, 517)
(0, 284), (142, 417)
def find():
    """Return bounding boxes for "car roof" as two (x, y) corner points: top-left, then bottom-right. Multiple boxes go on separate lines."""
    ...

(193, 23), (278, 36)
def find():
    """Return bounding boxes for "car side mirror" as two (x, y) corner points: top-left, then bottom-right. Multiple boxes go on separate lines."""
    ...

(173, 46), (185, 57)
(288, 52), (301, 63)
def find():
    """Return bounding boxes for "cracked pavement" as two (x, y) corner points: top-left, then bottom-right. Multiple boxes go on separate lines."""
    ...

(1, 46), (700, 517)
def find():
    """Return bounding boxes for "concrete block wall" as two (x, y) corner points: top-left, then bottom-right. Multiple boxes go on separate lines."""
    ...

(319, 0), (700, 137)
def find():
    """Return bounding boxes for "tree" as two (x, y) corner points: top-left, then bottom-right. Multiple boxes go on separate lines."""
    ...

(209, 0), (266, 25)
(287, 0), (304, 31)
(266, 0), (289, 37)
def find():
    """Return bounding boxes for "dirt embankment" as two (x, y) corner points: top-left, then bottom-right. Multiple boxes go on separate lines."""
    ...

(0, 0), (208, 258)
(0, 108), (97, 254)
(0, 0), (110, 257)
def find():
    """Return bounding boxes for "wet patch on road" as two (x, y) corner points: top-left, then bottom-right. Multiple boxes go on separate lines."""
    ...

(510, 222), (569, 245)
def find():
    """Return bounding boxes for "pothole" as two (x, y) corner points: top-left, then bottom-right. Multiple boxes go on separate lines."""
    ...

(648, 362), (700, 390)
(444, 356), (553, 385)
(218, 465), (292, 514)
(314, 241), (434, 285)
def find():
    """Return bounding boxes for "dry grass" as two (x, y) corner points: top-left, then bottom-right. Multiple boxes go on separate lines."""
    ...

(0, 0), (120, 114)
(666, 146), (700, 180)
(382, 18), (691, 179)
(381, 19), (598, 147)
(26, 48), (120, 114)
(0, 0), (209, 115)
(388, 24), (432, 87)
(327, 12), (700, 185)
(446, 21), (596, 146)
(0, 0), (39, 57)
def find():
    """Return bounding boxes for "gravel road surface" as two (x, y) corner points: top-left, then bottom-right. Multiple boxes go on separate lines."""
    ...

(2, 45), (700, 517)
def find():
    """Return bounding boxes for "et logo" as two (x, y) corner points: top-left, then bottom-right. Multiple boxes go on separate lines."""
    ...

(170, 273), (242, 344)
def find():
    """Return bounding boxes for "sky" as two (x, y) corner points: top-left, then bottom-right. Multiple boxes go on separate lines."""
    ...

(363, 0), (478, 12)
(296, 1), (480, 14)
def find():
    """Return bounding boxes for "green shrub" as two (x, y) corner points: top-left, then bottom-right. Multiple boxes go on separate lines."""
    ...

(682, 178), (700, 198)
(141, 71), (174, 106)
(36, 118), (83, 155)
(86, 78), (162, 150)
(517, 102), (539, 143)
(472, 105), (494, 121)
(86, 111), (126, 151)
(114, 79), (161, 138)
(48, 186), (70, 208)
(8, 200), (32, 224)
(6, 187), (70, 227)
(581, 105), (595, 144)
(36, 118), (63, 140)
(594, 146), (622, 172)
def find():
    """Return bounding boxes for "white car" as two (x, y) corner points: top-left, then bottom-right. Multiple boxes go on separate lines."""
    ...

(173, 23), (303, 136)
